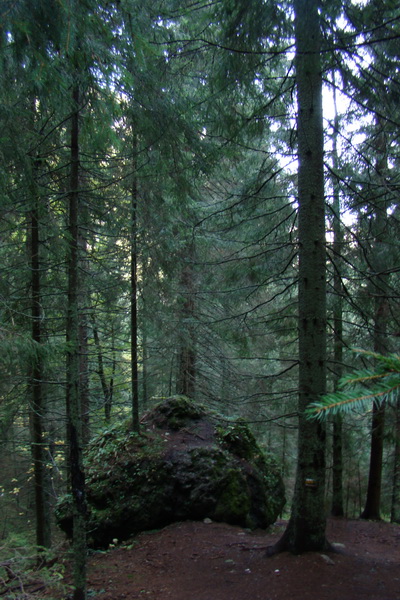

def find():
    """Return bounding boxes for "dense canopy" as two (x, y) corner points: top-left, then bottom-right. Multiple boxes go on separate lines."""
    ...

(0, 0), (399, 597)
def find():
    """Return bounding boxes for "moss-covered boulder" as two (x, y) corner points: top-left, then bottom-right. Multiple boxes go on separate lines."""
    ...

(56, 396), (285, 548)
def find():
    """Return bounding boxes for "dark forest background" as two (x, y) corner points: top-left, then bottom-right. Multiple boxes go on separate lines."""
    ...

(0, 0), (399, 592)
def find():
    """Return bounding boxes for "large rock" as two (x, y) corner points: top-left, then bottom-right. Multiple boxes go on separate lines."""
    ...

(56, 396), (285, 548)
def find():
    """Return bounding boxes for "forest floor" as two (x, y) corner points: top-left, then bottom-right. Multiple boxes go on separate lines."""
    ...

(37, 516), (400, 600)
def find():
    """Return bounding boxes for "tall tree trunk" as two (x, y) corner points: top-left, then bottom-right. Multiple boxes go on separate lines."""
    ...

(78, 221), (90, 444)
(361, 120), (389, 521)
(92, 317), (113, 422)
(30, 166), (51, 549)
(66, 83), (87, 600)
(270, 0), (329, 554)
(361, 399), (385, 520)
(176, 254), (196, 399)
(131, 134), (140, 432)
(360, 327), (387, 520)
(391, 398), (400, 523)
(332, 415), (344, 516)
(142, 322), (149, 410)
(140, 255), (150, 407)
(109, 323), (116, 414)
(331, 81), (344, 517)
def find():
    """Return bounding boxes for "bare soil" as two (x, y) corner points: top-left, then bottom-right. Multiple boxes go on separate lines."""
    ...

(42, 517), (400, 600)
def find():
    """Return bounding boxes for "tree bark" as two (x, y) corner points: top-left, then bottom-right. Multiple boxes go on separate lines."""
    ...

(391, 398), (400, 523)
(360, 119), (389, 521)
(92, 317), (114, 422)
(361, 400), (385, 520)
(360, 286), (387, 520)
(269, 0), (329, 554)
(66, 83), (87, 600)
(331, 415), (344, 516)
(331, 81), (344, 517)
(176, 254), (196, 399)
(131, 133), (140, 432)
(78, 220), (90, 444)
(30, 169), (51, 550)
(142, 322), (149, 410)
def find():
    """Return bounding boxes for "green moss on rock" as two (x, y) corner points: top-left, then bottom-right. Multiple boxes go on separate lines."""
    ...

(56, 396), (285, 548)
(148, 395), (206, 430)
(214, 469), (250, 523)
(216, 420), (259, 460)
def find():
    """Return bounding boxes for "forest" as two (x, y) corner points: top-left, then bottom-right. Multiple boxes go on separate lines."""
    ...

(0, 0), (399, 598)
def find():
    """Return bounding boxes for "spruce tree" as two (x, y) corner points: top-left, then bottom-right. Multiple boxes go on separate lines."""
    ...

(270, 0), (329, 553)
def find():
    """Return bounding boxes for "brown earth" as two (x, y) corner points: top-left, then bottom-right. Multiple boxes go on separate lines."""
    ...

(42, 517), (400, 600)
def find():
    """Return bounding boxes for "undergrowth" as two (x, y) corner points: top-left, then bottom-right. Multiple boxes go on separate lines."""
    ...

(0, 534), (69, 599)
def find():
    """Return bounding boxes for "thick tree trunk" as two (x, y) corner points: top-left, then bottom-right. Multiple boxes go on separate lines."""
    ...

(269, 0), (329, 554)
(66, 84), (87, 600)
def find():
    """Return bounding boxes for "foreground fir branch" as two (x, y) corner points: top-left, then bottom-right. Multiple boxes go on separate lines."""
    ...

(306, 350), (400, 420)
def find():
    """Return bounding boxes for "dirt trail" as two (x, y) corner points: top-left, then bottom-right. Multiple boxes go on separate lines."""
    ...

(41, 517), (400, 600)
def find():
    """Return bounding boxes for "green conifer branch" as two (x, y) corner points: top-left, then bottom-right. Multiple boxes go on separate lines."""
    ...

(306, 350), (400, 420)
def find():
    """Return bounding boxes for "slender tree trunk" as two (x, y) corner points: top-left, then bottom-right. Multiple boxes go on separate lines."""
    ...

(270, 0), (329, 554)
(391, 398), (400, 523)
(66, 84), (87, 600)
(361, 120), (389, 521)
(79, 314), (90, 443)
(360, 291), (387, 520)
(78, 223), (90, 444)
(141, 255), (150, 407)
(30, 175), (51, 550)
(361, 401), (385, 520)
(109, 323), (116, 416)
(332, 416), (344, 516)
(176, 250), (196, 399)
(131, 134), (140, 432)
(331, 82), (344, 517)
(92, 317), (112, 421)
(220, 355), (228, 404)
(142, 322), (148, 410)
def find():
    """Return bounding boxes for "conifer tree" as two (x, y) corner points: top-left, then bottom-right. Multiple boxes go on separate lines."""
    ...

(270, 0), (329, 553)
(65, 79), (87, 599)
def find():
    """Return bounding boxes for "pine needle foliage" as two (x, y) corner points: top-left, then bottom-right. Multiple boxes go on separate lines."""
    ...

(306, 350), (400, 420)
